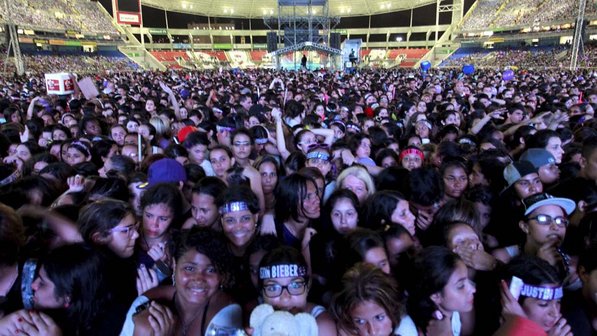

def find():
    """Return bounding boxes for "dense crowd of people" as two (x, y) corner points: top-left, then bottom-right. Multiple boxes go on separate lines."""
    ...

(460, 0), (596, 31)
(441, 46), (570, 69)
(0, 51), (139, 76)
(0, 0), (118, 34)
(20, 54), (138, 75)
(441, 44), (597, 69)
(0, 59), (595, 336)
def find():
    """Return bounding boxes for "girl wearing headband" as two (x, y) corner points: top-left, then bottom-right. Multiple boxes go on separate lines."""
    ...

(215, 186), (260, 257)
(399, 146), (424, 171)
(4, 244), (115, 335)
(501, 255), (571, 334)
(65, 141), (92, 166)
(305, 147), (336, 201)
(257, 246), (337, 334)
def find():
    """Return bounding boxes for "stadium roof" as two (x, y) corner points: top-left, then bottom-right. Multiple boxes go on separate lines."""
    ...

(142, 0), (436, 18)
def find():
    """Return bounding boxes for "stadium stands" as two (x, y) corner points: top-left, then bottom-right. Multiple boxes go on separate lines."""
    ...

(0, 0), (118, 34)
(0, 49), (138, 75)
(460, 0), (596, 31)
(439, 45), (580, 68)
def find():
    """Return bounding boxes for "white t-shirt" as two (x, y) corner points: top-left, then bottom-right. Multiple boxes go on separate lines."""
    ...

(394, 314), (418, 336)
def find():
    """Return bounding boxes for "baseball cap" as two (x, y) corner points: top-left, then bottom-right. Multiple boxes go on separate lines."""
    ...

(140, 158), (187, 189)
(522, 193), (576, 216)
(520, 149), (556, 169)
(503, 160), (537, 189)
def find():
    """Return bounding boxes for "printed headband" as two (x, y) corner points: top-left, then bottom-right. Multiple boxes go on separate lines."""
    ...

(216, 125), (236, 133)
(259, 263), (308, 280)
(219, 201), (249, 215)
(306, 151), (330, 161)
(520, 284), (563, 301)
(347, 124), (361, 132)
(399, 148), (424, 161)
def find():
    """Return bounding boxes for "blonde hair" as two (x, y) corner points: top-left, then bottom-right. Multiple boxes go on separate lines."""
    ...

(336, 165), (376, 198)
(150, 116), (169, 136)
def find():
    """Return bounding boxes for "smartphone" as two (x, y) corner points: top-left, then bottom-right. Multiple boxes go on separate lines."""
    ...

(509, 276), (524, 300)
(134, 300), (152, 315)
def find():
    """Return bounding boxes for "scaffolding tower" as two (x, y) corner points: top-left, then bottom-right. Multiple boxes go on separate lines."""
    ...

(264, 0), (341, 70)
(570, 0), (587, 70)
(3, 0), (25, 75)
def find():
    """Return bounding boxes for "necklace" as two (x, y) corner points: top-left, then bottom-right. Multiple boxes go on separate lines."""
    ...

(176, 295), (210, 336)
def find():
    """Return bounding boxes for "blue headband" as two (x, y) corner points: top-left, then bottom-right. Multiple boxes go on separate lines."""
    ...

(306, 151), (330, 161)
(216, 125), (235, 133)
(219, 201), (249, 215)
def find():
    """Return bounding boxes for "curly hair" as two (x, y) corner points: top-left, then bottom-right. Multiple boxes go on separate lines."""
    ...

(171, 227), (235, 288)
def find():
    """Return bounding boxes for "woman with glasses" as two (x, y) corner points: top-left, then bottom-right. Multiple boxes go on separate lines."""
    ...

(78, 200), (140, 302)
(519, 193), (576, 283)
(78, 199), (139, 259)
(257, 246), (337, 334)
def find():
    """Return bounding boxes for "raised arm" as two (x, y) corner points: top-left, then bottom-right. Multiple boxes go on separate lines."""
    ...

(159, 81), (181, 120)
(310, 128), (335, 147)
(272, 107), (291, 161)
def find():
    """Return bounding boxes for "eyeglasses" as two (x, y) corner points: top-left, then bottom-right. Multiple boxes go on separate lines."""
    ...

(262, 281), (307, 298)
(528, 214), (569, 228)
(110, 223), (139, 237)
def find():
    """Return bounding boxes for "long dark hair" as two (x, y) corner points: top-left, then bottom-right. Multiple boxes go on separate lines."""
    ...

(274, 173), (317, 223)
(41, 243), (108, 335)
(407, 246), (461, 330)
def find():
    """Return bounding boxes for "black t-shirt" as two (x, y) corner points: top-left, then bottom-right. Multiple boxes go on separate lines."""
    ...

(562, 289), (597, 336)
(0, 262), (23, 318)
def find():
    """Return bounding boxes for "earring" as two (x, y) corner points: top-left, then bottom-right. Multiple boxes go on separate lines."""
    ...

(172, 273), (176, 286)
